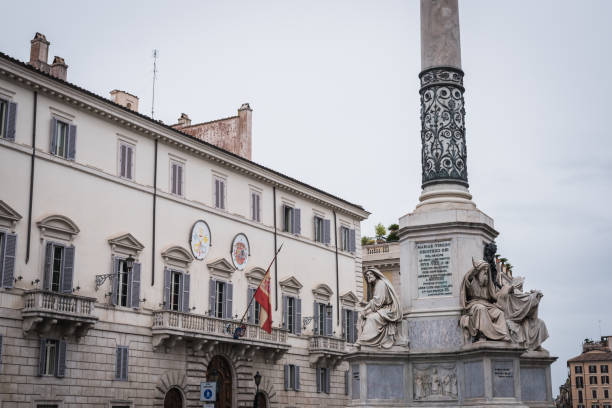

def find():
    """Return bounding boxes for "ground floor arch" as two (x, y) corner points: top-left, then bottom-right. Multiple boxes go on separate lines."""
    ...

(207, 355), (234, 408)
(163, 386), (184, 408)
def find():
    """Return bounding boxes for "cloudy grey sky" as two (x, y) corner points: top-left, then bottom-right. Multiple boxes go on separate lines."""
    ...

(2, 0), (611, 392)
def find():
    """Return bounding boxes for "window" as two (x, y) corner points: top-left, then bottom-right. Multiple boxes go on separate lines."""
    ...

(605, 389), (610, 398)
(603, 375), (610, 384)
(593, 405), (600, 408)
(43, 242), (75, 293)
(576, 376), (584, 388)
(112, 258), (141, 308)
(314, 216), (324, 243)
(340, 226), (355, 252)
(164, 269), (190, 313)
(282, 205), (301, 234)
(578, 390), (583, 402)
(251, 191), (261, 222)
(314, 302), (332, 336)
(115, 346), (128, 381)
(0, 231), (17, 288)
(0, 98), (17, 140)
(214, 177), (226, 209)
(37, 405), (59, 408)
(576, 366), (584, 374)
(170, 161), (184, 196)
(603, 365), (610, 373)
(118, 142), (134, 180)
(604, 405), (611, 408)
(209, 279), (233, 319)
(591, 375), (598, 385)
(343, 309), (358, 343)
(38, 338), (66, 377)
(316, 367), (331, 394)
(594, 389), (599, 399)
(283, 295), (301, 335)
(50, 118), (76, 159)
(284, 364), (300, 391)
(247, 287), (261, 324)
(590, 365), (598, 373)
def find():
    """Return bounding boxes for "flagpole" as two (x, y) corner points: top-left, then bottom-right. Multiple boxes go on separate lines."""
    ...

(239, 243), (283, 325)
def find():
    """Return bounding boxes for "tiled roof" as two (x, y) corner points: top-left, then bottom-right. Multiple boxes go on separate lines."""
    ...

(0, 51), (367, 214)
(567, 351), (612, 363)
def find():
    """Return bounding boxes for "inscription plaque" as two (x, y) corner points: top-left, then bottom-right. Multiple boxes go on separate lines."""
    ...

(417, 240), (452, 297)
(493, 360), (515, 398)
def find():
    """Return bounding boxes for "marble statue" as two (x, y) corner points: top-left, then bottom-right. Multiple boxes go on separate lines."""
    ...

(497, 277), (549, 350)
(358, 268), (403, 349)
(459, 259), (511, 342)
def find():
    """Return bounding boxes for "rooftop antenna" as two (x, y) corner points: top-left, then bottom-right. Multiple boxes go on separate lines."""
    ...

(152, 49), (158, 119)
(599, 319), (603, 338)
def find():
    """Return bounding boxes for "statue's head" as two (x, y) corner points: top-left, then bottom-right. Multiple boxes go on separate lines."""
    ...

(472, 258), (489, 286)
(365, 270), (377, 283)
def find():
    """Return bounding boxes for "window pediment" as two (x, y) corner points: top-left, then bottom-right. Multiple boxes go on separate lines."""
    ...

(279, 276), (303, 295)
(161, 245), (194, 269)
(0, 200), (22, 231)
(108, 233), (144, 257)
(245, 267), (266, 286)
(207, 258), (236, 279)
(340, 291), (359, 307)
(312, 283), (333, 302)
(37, 214), (79, 241)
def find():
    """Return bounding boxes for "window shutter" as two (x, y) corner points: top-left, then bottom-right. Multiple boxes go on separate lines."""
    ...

(56, 339), (67, 378)
(341, 309), (347, 340)
(295, 365), (300, 391)
(50, 118), (58, 154)
(247, 288), (255, 323)
(220, 180), (225, 209)
(325, 305), (333, 337)
(177, 165), (183, 196)
(256, 194), (260, 221)
(2, 233), (16, 288)
(293, 208), (301, 235)
(119, 144), (126, 177)
(171, 164), (177, 194)
(345, 370), (349, 395)
(126, 146), (133, 179)
(182, 273), (190, 313)
(313, 302), (319, 335)
(352, 309), (358, 343)
(111, 257), (119, 306)
(115, 347), (122, 379)
(284, 364), (289, 390)
(324, 219), (331, 245)
(6, 102), (17, 140)
(282, 295), (288, 330)
(281, 205), (287, 231)
(325, 368), (331, 394)
(130, 262), (141, 309)
(43, 242), (53, 290)
(163, 268), (171, 310)
(349, 229), (356, 252)
(225, 282), (233, 319)
(316, 367), (321, 393)
(67, 124), (77, 160)
(215, 179), (220, 207)
(121, 347), (128, 380)
(208, 279), (216, 316)
(0, 335), (3, 365)
(178, 272), (185, 312)
(38, 338), (46, 376)
(295, 297), (302, 335)
(61, 246), (75, 293)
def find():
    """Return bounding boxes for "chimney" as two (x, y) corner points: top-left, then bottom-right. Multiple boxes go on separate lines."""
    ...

(238, 103), (252, 160)
(29, 32), (50, 72)
(177, 113), (192, 127)
(110, 90), (139, 112)
(50, 56), (68, 81)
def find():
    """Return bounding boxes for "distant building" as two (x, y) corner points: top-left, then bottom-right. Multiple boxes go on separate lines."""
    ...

(567, 336), (612, 408)
(361, 241), (399, 300)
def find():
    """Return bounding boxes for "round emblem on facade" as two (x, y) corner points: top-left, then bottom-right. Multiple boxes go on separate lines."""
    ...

(231, 233), (250, 270)
(190, 220), (211, 260)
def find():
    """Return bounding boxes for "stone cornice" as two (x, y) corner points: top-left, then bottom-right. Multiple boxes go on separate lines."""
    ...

(0, 56), (369, 221)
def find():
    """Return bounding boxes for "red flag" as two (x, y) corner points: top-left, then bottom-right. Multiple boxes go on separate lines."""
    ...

(254, 268), (272, 333)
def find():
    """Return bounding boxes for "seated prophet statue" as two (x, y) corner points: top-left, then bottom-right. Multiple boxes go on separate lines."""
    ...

(459, 259), (511, 343)
(358, 268), (403, 349)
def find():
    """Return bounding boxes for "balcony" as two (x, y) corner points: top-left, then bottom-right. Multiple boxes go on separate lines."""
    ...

(22, 289), (98, 339)
(309, 335), (346, 367)
(152, 310), (290, 360)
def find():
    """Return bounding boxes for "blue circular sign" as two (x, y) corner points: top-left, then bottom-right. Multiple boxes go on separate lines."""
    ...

(203, 389), (213, 399)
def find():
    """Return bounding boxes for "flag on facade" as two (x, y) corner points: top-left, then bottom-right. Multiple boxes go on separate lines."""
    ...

(254, 267), (272, 333)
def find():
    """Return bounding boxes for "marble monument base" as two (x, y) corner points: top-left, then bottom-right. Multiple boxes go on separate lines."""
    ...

(344, 343), (555, 407)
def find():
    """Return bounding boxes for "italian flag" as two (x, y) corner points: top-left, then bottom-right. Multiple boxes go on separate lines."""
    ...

(254, 268), (272, 333)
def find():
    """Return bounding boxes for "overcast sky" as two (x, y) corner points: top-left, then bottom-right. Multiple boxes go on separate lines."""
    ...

(2, 0), (611, 393)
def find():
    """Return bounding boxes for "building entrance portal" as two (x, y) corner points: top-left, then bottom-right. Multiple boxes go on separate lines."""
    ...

(163, 387), (183, 408)
(207, 355), (233, 408)
(255, 391), (268, 408)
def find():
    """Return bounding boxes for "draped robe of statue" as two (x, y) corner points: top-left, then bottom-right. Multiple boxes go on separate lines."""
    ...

(497, 279), (549, 350)
(358, 269), (402, 349)
(459, 260), (510, 342)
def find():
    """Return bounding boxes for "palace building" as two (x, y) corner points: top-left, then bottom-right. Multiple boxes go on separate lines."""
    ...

(566, 337), (612, 408)
(0, 33), (369, 407)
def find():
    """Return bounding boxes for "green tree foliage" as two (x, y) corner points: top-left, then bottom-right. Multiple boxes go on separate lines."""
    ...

(375, 223), (387, 241)
(361, 236), (375, 246)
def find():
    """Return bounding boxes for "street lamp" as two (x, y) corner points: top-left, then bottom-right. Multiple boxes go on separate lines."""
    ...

(253, 371), (262, 408)
(125, 254), (135, 272)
